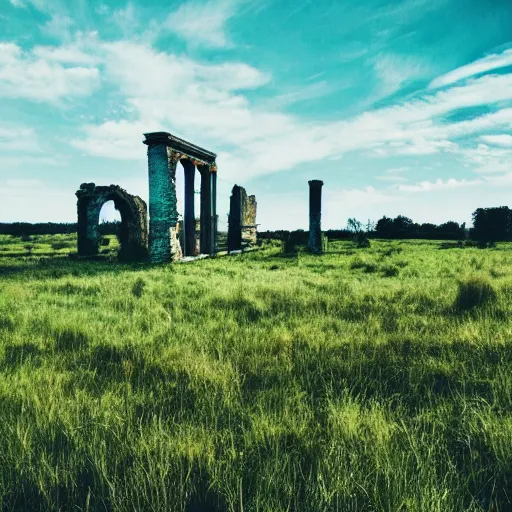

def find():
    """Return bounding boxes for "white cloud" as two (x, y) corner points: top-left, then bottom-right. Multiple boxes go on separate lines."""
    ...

(373, 53), (431, 98)
(453, 143), (512, 174)
(0, 43), (100, 103)
(430, 49), (512, 89)
(9, 0), (25, 7)
(112, 3), (139, 36)
(376, 168), (409, 182)
(32, 44), (100, 65)
(165, 0), (240, 48)
(397, 177), (483, 193)
(479, 134), (512, 147)
(68, 41), (512, 182)
(40, 13), (75, 40)
(69, 120), (154, 160)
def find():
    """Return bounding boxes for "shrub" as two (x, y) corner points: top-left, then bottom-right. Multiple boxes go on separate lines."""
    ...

(353, 232), (370, 248)
(454, 276), (497, 311)
(383, 265), (400, 277)
(131, 277), (146, 298)
(382, 246), (403, 257)
(350, 256), (378, 273)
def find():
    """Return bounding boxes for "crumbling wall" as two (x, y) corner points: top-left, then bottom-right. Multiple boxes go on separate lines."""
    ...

(76, 183), (148, 262)
(228, 185), (258, 251)
(242, 194), (257, 249)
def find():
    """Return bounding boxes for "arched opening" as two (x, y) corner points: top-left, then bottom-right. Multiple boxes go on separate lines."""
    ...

(98, 200), (121, 253)
(76, 183), (148, 262)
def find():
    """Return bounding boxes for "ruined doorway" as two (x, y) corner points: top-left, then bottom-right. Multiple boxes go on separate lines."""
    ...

(76, 183), (148, 262)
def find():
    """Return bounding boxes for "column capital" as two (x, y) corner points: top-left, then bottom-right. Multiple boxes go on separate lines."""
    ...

(308, 179), (324, 188)
(169, 150), (181, 164)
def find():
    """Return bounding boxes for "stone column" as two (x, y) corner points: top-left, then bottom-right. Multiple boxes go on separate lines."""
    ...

(144, 133), (180, 262)
(211, 166), (217, 253)
(228, 185), (242, 252)
(307, 180), (324, 253)
(198, 164), (212, 254)
(182, 159), (196, 257)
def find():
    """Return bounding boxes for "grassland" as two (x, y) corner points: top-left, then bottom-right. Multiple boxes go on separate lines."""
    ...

(0, 233), (511, 511)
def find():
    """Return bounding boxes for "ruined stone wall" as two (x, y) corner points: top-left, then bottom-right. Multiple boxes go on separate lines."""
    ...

(241, 194), (257, 249)
(228, 185), (258, 251)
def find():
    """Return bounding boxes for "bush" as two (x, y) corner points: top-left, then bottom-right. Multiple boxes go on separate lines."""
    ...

(382, 246), (403, 257)
(382, 265), (400, 277)
(353, 232), (370, 248)
(350, 256), (378, 273)
(131, 277), (146, 298)
(454, 276), (497, 311)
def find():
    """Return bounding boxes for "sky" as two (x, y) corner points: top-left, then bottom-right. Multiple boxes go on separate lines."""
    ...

(0, 0), (511, 231)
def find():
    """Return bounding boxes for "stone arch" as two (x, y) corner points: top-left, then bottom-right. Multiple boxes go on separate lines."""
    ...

(76, 183), (148, 262)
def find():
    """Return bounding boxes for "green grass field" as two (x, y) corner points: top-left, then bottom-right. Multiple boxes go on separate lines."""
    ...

(0, 234), (511, 511)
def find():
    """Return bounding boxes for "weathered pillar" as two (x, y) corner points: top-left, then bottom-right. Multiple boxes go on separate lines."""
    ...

(144, 133), (180, 262)
(182, 159), (196, 257)
(307, 180), (324, 253)
(228, 185), (242, 252)
(199, 164), (212, 254)
(211, 167), (217, 253)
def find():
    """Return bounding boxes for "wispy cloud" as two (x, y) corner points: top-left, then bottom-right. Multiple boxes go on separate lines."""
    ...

(40, 13), (75, 40)
(165, 0), (241, 48)
(429, 48), (512, 89)
(111, 2), (139, 37)
(9, 0), (26, 8)
(480, 134), (512, 147)
(0, 42), (100, 103)
(375, 166), (409, 182)
(64, 41), (512, 181)
(397, 177), (483, 192)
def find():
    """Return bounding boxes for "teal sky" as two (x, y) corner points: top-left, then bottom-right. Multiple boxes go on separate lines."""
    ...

(0, 0), (511, 230)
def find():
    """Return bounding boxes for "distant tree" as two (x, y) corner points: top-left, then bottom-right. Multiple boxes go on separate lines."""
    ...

(346, 218), (363, 233)
(471, 207), (512, 245)
(437, 221), (465, 240)
(366, 219), (375, 233)
(419, 223), (437, 239)
(347, 218), (370, 247)
(375, 216), (394, 238)
(393, 215), (414, 238)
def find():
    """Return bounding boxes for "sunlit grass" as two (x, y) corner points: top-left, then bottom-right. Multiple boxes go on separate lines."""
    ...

(0, 234), (511, 511)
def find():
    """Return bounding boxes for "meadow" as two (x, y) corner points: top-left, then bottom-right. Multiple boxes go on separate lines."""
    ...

(0, 233), (511, 512)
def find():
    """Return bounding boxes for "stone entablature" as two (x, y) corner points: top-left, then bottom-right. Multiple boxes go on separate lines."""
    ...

(143, 132), (218, 262)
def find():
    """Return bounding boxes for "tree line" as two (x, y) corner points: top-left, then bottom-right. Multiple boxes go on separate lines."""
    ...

(259, 206), (511, 245)
(1, 207), (510, 245)
(0, 221), (121, 236)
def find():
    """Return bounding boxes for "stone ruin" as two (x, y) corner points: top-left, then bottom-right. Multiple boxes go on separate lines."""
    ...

(307, 180), (324, 253)
(76, 183), (148, 262)
(76, 132), (258, 263)
(228, 185), (258, 252)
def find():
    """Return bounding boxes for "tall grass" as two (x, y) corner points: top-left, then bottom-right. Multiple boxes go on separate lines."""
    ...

(0, 235), (511, 511)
